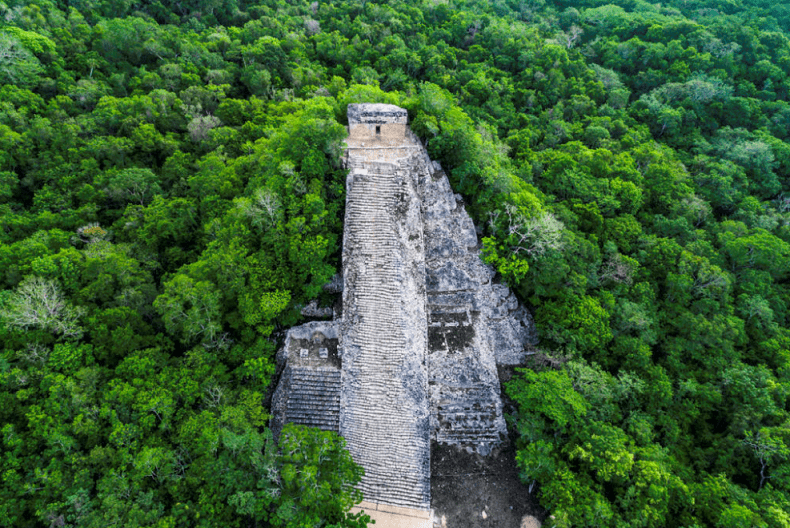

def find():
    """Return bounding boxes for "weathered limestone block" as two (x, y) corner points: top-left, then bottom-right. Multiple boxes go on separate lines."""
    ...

(347, 103), (408, 125)
(323, 273), (344, 293)
(422, 171), (536, 370)
(422, 172), (507, 454)
(300, 299), (334, 319)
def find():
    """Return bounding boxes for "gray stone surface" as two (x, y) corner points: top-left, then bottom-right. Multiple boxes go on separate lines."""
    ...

(270, 104), (537, 510)
(323, 273), (344, 293)
(422, 173), (536, 372)
(423, 171), (532, 453)
(339, 106), (433, 509)
(300, 299), (334, 319)
(347, 103), (408, 125)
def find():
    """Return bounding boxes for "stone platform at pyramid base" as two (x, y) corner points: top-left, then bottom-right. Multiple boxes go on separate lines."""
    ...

(350, 501), (432, 528)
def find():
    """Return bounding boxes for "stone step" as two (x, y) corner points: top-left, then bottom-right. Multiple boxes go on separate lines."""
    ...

(286, 411), (339, 423)
(288, 387), (340, 396)
(289, 381), (341, 389)
(289, 378), (341, 387)
(290, 376), (341, 385)
(289, 386), (341, 396)
(284, 416), (339, 427)
(358, 488), (429, 510)
(288, 399), (340, 410)
(359, 483), (426, 499)
(292, 368), (341, 376)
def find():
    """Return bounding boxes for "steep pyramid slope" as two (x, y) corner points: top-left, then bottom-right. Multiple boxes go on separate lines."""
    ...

(270, 104), (535, 511)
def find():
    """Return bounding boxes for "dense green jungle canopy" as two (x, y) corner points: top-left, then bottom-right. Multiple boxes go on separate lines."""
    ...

(1, 0), (789, 526)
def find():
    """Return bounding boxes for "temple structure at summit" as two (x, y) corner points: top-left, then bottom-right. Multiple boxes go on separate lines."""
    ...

(270, 104), (535, 512)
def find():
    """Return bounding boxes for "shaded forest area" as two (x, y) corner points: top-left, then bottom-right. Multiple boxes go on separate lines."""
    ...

(1, 0), (789, 526)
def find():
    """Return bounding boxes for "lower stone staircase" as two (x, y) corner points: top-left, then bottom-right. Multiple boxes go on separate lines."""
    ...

(434, 389), (505, 447)
(283, 367), (341, 432)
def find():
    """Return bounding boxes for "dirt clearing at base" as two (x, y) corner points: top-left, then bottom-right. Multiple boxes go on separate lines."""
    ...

(430, 441), (546, 528)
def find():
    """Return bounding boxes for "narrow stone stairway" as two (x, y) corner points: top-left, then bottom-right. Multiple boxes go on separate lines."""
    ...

(340, 160), (431, 510)
(283, 367), (341, 431)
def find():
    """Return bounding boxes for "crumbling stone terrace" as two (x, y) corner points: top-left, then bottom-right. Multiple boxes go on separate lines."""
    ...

(271, 104), (535, 512)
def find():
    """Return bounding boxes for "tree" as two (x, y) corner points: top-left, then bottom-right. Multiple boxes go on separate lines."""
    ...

(710, 128), (781, 199)
(719, 226), (790, 280)
(494, 205), (566, 258)
(153, 274), (222, 346)
(0, 170), (19, 203)
(742, 427), (790, 491)
(482, 205), (566, 285)
(1, 1), (789, 526)
(0, 276), (85, 339)
(186, 112), (220, 143)
(0, 32), (43, 87)
(105, 168), (163, 206)
(261, 424), (371, 528)
(238, 188), (284, 230)
(537, 295), (613, 356)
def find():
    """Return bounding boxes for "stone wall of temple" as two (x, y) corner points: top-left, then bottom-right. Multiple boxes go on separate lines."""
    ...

(269, 321), (342, 440)
(422, 170), (507, 453)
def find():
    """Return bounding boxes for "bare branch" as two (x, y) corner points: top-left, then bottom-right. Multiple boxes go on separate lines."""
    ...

(501, 205), (565, 258)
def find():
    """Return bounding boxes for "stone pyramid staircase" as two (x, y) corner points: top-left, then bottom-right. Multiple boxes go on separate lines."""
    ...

(340, 160), (431, 510)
